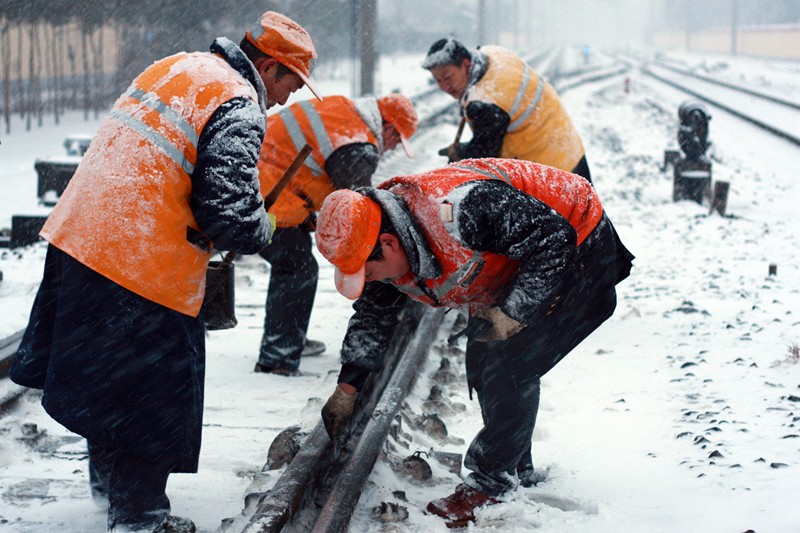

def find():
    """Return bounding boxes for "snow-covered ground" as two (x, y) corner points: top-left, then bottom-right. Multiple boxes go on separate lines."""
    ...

(1, 48), (799, 532)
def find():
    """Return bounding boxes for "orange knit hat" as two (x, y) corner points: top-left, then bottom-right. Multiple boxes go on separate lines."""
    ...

(377, 94), (418, 158)
(316, 190), (382, 300)
(246, 11), (322, 101)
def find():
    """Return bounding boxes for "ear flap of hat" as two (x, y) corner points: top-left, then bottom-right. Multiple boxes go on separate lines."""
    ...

(334, 265), (366, 300)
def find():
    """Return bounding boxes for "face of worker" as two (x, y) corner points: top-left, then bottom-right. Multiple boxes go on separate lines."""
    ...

(365, 234), (410, 283)
(382, 122), (401, 151)
(258, 59), (305, 109)
(429, 60), (471, 99)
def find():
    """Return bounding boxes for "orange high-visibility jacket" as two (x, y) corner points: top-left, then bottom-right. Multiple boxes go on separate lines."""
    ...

(381, 158), (603, 309)
(42, 51), (260, 317)
(259, 95), (378, 227)
(464, 46), (585, 171)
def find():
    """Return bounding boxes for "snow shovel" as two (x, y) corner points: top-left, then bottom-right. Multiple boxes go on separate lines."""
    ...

(204, 143), (313, 330)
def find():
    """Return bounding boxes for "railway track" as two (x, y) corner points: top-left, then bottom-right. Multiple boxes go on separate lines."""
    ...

(640, 60), (800, 146)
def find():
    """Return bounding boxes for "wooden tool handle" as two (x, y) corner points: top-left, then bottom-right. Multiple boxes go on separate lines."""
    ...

(264, 143), (313, 209)
(454, 116), (466, 145)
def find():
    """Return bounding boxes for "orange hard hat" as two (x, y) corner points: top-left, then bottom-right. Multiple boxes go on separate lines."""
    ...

(316, 190), (382, 300)
(246, 11), (322, 101)
(377, 93), (418, 158)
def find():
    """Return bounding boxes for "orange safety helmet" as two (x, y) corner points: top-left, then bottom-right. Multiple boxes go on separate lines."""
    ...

(246, 11), (322, 101)
(316, 190), (382, 300)
(377, 93), (418, 158)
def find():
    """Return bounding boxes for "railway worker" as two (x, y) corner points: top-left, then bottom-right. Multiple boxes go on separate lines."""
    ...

(254, 93), (418, 376)
(10, 11), (319, 533)
(423, 37), (592, 183)
(314, 158), (633, 527)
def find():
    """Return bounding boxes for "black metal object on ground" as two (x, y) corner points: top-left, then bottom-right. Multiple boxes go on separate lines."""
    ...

(34, 159), (79, 205)
(709, 181), (730, 216)
(10, 215), (48, 249)
(204, 260), (237, 330)
(673, 159), (712, 204)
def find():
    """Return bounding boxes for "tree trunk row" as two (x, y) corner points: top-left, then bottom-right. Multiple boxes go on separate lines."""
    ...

(0, 19), (115, 133)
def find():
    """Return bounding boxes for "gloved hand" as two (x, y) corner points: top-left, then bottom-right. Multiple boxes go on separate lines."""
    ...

(321, 385), (357, 438)
(437, 144), (460, 163)
(266, 212), (277, 242)
(473, 307), (525, 342)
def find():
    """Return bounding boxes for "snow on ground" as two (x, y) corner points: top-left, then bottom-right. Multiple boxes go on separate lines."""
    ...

(1, 48), (799, 532)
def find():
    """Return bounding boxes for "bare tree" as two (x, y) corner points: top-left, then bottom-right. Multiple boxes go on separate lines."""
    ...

(1, 14), (11, 133)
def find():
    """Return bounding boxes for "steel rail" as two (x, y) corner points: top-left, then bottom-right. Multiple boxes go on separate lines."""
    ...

(310, 307), (445, 533)
(0, 329), (29, 413)
(236, 301), (428, 533)
(642, 65), (800, 147)
(651, 60), (800, 111)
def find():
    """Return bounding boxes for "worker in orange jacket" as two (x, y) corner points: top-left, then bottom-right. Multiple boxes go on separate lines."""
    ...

(11, 11), (319, 532)
(424, 37), (592, 182)
(254, 93), (418, 375)
(314, 158), (633, 527)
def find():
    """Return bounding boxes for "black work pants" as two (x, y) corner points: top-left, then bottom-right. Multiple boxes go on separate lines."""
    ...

(464, 348), (540, 496)
(257, 227), (318, 370)
(463, 215), (619, 496)
(88, 441), (171, 531)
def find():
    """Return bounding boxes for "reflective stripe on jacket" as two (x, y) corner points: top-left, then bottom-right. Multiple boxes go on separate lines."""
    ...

(380, 158), (603, 309)
(464, 46), (585, 171)
(42, 51), (259, 316)
(259, 95), (378, 227)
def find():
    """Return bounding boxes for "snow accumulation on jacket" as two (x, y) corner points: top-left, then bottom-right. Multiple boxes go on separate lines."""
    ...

(337, 160), (628, 389)
(189, 37), (272, 254)
(454, 46), (585, 173)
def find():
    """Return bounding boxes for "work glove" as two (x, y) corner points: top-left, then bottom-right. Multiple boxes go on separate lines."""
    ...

(437, 144), (460, 163)
(473, 307), (525, 342)
(321, 385), (357, 439)
(266, 212), (277, 243)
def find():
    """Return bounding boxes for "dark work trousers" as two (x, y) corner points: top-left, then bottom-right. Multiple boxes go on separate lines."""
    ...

(462, 215), (620, 496)
(88, 441), (171, 531)
(257, 226), (319, 371)
(463, 347), (540, 496)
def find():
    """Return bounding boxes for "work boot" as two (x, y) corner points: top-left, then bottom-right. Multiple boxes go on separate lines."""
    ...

(518, 466), (538, 488)
(254, 362), (302, 377)
(426, 483), (499, 528)
(301, 338), (326, 357)
(155, 515), (196, 533)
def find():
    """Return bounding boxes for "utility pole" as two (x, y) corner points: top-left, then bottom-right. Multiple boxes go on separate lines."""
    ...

(731, 0), (739, 56)
(477, 0), (486, 46)
(350, 0), (358, 98)
(358, 0), (377, 96)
